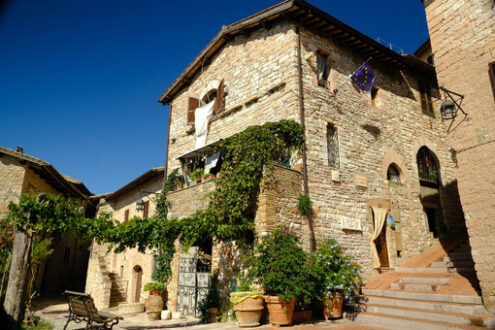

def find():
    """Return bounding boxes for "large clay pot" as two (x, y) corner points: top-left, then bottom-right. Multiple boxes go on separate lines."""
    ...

(265, 296), (296, 326)
(145, 292), (164, 320)
(231, 292), (264, 327)
(208, 307), (218, 323)
(323, 292), (343, 320)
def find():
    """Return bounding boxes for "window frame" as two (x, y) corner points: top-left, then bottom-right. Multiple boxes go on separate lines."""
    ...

(419, 83), (434, 116)
(326, 123), (340, 168)
(489, 61), (495, 101)
(316, 51), (330, 87)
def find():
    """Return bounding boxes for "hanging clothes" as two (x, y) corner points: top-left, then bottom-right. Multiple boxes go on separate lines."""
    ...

(370, 206), (388, 269)
(195, 101), (215, 149)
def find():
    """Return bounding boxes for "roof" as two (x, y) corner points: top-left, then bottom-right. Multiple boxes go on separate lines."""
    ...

(105, 167), (165, 202)
(0, 146), (92, 198)
(413, 38), (431, 57)
(158, 0), (436, 104)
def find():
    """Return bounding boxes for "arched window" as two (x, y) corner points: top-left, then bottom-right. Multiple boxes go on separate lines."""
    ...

(201, 88), (217, 105)
(387, 163), (401, 183)
(417, 147), (439, 183)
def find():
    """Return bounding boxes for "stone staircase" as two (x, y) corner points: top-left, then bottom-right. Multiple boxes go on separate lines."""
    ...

(357, 242), (495, 329)
(109, 272), (127, 307)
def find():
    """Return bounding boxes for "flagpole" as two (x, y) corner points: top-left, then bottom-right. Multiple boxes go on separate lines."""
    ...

(331, 57), (372, 97)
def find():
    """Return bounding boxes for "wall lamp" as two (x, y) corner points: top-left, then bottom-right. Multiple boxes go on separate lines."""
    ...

(439, 86), (466, 121)
(136, 191), (159, 211)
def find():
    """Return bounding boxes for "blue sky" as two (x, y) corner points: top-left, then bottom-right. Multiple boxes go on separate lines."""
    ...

(0, 0), (429, 194)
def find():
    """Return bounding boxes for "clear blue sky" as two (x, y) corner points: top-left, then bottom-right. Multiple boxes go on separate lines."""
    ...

(0, 0), (429, 194)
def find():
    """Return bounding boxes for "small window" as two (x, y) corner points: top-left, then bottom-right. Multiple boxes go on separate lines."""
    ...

(387, 164), (401, 183)
(143, 201), (150, 219)
(419, 83), (434, 116)
(426, 54), (434, 66)
(317, 51), (330, 87)
(327, 123), (340, 168)
(124, 209), (129, 222)
(489, 61), (495, 101)
(371, 85), (379, 107)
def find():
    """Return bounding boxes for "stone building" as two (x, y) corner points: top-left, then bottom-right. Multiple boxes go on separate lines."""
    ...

(421, 0), (495, 311)
(0, 146), (93, 296)
(158, 0), (469, 317)
(85, 167), (164, 311)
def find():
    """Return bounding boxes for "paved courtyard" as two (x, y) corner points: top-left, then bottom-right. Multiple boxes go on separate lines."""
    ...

(32, 298), (381, 330)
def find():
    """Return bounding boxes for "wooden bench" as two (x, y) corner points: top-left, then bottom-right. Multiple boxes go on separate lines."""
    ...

(63, 290), (123, 329)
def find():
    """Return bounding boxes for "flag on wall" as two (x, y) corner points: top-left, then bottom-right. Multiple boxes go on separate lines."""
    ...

(350, 61), (376, 93)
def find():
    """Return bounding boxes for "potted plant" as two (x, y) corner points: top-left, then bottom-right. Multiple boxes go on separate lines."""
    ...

(198, 275), (221, 323)
(144, 282), (165, 320)
(230, 273), (264, 327)
(190, 168), (205, 185)
(311, 239), (362, 320)
(249, 228), (313, 326)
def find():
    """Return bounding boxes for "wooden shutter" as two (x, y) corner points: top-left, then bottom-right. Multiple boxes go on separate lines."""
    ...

(419, 83), (433, 115)
(489, 61), (495, 101)
(124, 209), (129, 222)
(188, 97), (200, 125)
(213, 79), (225, 114)
(143, 201), (149, 219)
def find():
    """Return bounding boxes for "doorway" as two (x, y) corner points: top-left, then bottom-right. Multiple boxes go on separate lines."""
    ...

(131, 265), (143, 303)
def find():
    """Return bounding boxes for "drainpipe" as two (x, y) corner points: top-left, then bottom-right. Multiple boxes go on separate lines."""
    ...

(296, 24), (316, 252)
(164, 103), (173, 185)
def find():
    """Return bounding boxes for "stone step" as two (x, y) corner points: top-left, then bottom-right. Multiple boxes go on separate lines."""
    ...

(363, 288), (483, 305)
(365, 296), (486, 315)
(397, 267), (455, 273)
(391, 282), (440, 292)
(400, 276), (450, 284)
(438, 260), (475, 268)
(356, 312), (487, 330)
(364, 303), (495, 326)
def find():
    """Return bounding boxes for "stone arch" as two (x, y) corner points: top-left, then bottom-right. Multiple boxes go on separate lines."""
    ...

(387, 163), (402, 183)
(410, 138), (444, 184)
(200, 80), (220, 105)
(382, 148), (409, 183)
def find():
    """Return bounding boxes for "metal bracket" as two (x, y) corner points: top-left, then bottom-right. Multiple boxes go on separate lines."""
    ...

(439, 86), (466, 121)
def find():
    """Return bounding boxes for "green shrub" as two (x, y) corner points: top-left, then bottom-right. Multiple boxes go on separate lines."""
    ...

(311, 238), (362, 307)
(198, 275), (221, 323)
(248, 227), (313, 303)
(143, 281), (165, 292)
(297, 194), (312, 216)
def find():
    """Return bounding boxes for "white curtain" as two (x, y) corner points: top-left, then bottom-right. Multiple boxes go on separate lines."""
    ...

(370, 206), (388, 269)
(195, 101), (215, 149)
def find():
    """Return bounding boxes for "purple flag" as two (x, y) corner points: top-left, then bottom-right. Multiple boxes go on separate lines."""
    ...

(350, 63), (376, 93)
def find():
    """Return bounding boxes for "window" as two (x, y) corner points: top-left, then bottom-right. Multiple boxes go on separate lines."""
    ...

(317, 51), (330, 87)
(489, 61), (495, 101)
(417, 146), (439, 183)
(371, 85), (379, 107)
(143, 201), (149, 219)
(426, 54), (434, 66)
(124, 209), (129, 222)
(419, 83), (434, 116)
(188, 97), (200, 125)
(387, 164), (401, 183)
(327, 124), (339, 168)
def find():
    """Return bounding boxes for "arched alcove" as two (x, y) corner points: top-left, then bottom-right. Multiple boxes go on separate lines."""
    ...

(387, 163), (402, 184)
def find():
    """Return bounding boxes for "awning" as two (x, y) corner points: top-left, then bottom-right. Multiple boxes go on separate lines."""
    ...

(176, 139), (223, 160)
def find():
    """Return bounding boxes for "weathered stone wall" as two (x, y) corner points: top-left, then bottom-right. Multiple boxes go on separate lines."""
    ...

(85, 175), (163, 307)
(297, 27), (462, 278)
(423, 0), (495, 310)
(0, 155), (25, 217)
(167, 22), (301, 175)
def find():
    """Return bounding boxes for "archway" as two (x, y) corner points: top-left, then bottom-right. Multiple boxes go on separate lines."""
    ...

(416, 146), (443, 238)
(131, 265), (143, 303)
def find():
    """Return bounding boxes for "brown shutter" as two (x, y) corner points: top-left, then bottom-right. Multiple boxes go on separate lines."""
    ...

(124, 209), (129, 222)
(188, 97), (200, 125)
(213, 79), (225, 114)
(143, 201), (149, 219)
(489, 61), (495, 101)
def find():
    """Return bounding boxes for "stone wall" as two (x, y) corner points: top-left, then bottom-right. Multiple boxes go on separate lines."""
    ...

(85, 175), (163, 307)
(423, 0), (495, 310)
(298, 27), (462, 278)
(0, 155), (25, 217)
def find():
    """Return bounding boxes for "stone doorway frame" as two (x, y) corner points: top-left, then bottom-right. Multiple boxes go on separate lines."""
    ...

(130, 265), (143, 303)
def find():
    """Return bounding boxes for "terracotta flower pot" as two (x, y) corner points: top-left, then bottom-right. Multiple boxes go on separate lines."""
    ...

(145, 293), (164, 320)
(265, 296), (296, 326)
(208, 307), (218, 323)
(231, 292), (264, 327)
(323, 292), (343, 320)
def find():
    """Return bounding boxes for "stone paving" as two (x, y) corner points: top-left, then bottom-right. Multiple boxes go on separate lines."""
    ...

(32, 298), (381, 330)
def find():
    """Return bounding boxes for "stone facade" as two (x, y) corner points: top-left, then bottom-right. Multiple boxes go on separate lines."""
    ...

(0, 147), (92, 296)
(85, 168), (164, 310)
(159, 2), (466, 314)
(422, 0), (495, 310)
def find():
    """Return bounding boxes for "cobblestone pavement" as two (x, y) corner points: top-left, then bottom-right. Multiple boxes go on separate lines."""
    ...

(32, 298), (381, 330)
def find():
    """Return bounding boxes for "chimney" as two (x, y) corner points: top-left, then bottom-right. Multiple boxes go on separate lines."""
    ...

(16, 146), (23, 154)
